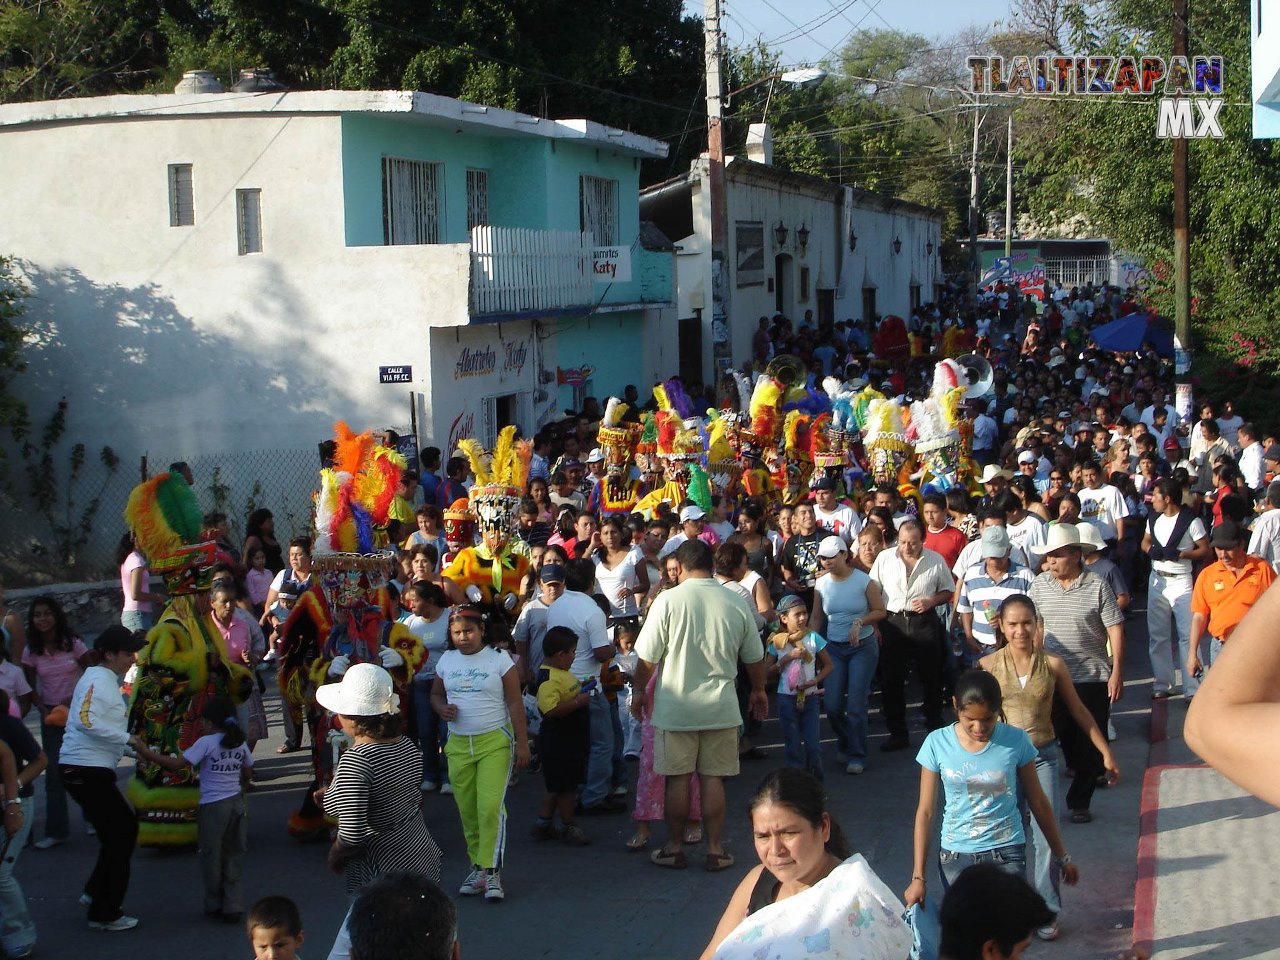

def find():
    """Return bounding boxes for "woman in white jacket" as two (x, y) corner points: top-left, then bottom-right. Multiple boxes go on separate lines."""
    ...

(59, 626), (146, 933)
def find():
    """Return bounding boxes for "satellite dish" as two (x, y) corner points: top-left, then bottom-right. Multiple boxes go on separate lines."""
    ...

(955, 354), (994, 400)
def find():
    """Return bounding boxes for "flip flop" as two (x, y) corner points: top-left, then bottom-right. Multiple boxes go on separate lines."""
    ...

(625, 833), (650, 852)
(650, 847), (687, 870)
(705, 851), (736, 872)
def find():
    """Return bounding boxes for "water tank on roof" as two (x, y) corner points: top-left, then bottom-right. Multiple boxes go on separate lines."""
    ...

(174, 70), (224, 95)
(231, 68), (287, 93)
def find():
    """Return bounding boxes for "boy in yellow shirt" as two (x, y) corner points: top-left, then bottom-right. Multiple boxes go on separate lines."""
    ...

(531, 627), (594, 846)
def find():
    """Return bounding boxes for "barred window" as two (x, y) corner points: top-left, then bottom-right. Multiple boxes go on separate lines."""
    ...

(237, 189), (262, 255)
(579, 175), (618, 245)
(168, 163), (194, 226)
(382, 157), (443, 244)
(466, 169), (489, 230)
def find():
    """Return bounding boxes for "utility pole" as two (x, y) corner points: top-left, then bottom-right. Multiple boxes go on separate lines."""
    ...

(1004, 114), (1013, 259)
(1172, 0), (1192, 420)
(969, 98), (982, 293)
(704, 0), (730, 382)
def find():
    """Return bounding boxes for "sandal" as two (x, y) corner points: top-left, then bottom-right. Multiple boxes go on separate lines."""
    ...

(705, 851), (736, 872)
(649, 847), (687, 869)
(683, 825), (703, 844)
(625, 833), (650, 852)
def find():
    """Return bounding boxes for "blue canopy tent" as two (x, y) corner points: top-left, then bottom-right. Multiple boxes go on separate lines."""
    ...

(1089, 313), (1174, 357)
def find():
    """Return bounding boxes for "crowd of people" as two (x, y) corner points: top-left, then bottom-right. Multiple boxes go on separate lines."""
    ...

(6, 279), (1280, 959)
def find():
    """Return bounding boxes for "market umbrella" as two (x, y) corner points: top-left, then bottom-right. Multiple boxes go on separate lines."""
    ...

(1089, 313), (1174, 357)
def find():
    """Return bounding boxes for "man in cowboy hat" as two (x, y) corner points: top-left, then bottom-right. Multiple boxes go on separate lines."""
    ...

(976, 464), (1013, 511)
(1028, 523), (1125, 823)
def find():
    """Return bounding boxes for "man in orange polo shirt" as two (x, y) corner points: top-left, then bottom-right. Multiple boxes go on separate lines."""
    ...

(1187, 520), (1276, 682)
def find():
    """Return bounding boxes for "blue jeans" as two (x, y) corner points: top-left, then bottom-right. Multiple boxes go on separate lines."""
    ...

(412, 676), (449, 785)
(581, 690), (615, 807)
(0, 795), (35, 953)
(778, 694), (823, 780)
(39, 722), (69, 841)
(120, 610), (154, 633)
(823, 640), (880, 763)
(608, 699), (627, 788)
(1019, 741), (1063, 914)
(938, 842), (1027, 892)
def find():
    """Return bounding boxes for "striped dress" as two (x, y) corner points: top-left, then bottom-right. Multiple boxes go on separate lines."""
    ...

(323, 736), (442, 891)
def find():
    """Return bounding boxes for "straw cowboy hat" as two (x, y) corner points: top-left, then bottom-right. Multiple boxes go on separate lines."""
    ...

(978, 464), (1013, 484)
(1029, 522), (1099, 556)
(1073, 522), (1107, 554)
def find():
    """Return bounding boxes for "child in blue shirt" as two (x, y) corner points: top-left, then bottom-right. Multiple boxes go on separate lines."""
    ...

(768, 595), (832, 781)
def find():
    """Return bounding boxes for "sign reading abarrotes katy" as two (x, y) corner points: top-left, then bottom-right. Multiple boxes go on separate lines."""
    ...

(968, 55), (1225, 140)
(592, 246), (632, 283)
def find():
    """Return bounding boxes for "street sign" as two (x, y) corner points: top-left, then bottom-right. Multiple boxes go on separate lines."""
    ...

(379, 365), (412, 384)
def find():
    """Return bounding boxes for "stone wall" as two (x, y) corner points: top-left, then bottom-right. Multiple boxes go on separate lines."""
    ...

(8, 581), (125, 639)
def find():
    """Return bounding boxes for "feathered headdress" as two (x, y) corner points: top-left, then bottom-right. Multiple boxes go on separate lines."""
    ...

(125, 473), (217, 594)
(597, 396), (637, 460)
(313, 421), (407, 556)
(863, 399), (914, 488)
(462, 425), (532, 538)
(749, 375), (784, 446)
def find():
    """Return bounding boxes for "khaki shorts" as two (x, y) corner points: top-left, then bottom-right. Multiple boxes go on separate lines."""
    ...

(653, 727), (740, 778)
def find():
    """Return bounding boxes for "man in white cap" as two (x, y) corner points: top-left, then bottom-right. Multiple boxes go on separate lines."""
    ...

(955, 526), (1035, 663)
(1028, 524), (1125, 823)
(1016, 450), (1050, 496)
(659, 503), (718, 559)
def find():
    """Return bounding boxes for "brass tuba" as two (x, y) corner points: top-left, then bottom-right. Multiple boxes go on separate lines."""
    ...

(765, 354), (804, 389)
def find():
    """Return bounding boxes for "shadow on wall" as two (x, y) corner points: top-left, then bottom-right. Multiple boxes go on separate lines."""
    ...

(3, 260), (347, 585)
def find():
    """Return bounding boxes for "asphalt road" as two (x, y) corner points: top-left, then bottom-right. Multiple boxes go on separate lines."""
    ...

(19, 614), (1160, 960)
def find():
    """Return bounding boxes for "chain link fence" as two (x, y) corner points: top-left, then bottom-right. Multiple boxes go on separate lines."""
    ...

(2, 447), (323, 588)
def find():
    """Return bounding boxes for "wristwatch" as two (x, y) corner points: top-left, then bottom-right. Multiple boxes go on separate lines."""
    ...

(1054, 852), (1072, 865)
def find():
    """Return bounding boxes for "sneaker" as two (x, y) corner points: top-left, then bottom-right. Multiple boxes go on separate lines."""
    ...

(89, 915), (139, 932)
(559, 823), (591, 846)
(419, 779), (438, 792)
(33, 836), (67, 850)
(845, 762), (865, 775)
(483, 872), (505, 901)
(86, 824), (96, 836)
(459, 867), (486, 896)
(440, 783), (454, 795)
(529, 821), (557, 841)
(610, 784), (629, 798)
(79, 893), (93, 907)
(1036, 922), (1059, 941)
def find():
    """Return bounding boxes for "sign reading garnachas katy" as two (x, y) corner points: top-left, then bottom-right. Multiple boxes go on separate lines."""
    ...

(968, 55), (1226, 139)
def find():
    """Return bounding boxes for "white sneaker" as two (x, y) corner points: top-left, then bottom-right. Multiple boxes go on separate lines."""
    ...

(845, 762), (865, 775)
(610, 784), (629, 798)
(89, 915), (139, 931)
(420, 779), (438, 792)
(484, 872), (505, 901)
(33, 836), (67, 850)
(1036, 922), (1059, 941)
(440, 782), (454, 795)
(459, 867), (486, 896)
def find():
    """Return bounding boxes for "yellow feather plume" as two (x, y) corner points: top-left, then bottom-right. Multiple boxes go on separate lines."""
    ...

(653, 384), (671, 411)
(491, 426), (515, 486)
(457, 438), (490, 486)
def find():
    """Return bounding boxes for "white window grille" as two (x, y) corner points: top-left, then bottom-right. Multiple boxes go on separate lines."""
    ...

(236, 189), (262, 255)
(168, 163), (194, 226)
(382, 157), (443, 245)
(579, 175), (618, 245)
(466, 169), (490, 229)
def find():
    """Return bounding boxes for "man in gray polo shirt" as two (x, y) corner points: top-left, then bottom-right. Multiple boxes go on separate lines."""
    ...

(1028, 524), (1125, 823)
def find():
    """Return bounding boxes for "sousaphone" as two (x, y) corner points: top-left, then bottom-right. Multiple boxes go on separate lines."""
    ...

(955, 353), (994, 400)
(766, 354), (804, 388)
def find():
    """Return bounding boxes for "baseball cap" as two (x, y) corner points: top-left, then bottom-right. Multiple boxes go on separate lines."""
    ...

(1265, 444), (1280, 463)
(1017, 451), (1037, 465)
(560, 456), (583, 469)
(585, 448), (604, 463)
(539, 562), (566, 584)
(980, 526), (1012, 559)
(1210, 521), (1246, 548)
(679, 505), (706, 522)
(817, 535), (848, 559)
(94, 625), (146, 655)
(812, 476), (837, 492)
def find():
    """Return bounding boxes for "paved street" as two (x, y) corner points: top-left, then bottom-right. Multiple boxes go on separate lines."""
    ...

(20, 623), (1160, 960)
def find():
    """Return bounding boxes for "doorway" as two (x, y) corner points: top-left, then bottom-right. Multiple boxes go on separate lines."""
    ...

(774, 254), (792, 316)
(862, 287), (877, 325)
(678, 314), (703, 386)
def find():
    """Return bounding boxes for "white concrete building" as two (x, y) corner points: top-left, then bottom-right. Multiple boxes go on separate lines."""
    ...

(0, 86), (672, 466)
(641, 156), (943, 384)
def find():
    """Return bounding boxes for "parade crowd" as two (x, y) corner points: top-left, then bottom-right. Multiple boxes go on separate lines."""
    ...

(4, 278), (1280, 960)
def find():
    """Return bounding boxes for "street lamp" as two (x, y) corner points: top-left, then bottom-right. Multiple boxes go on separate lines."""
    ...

(774, 221), (789, 248)
(892, 236), (902, 255)
(796, 223), (809, 254)
(725, 67), (829, 121)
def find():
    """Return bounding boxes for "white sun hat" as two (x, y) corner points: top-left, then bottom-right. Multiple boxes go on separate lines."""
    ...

(315, 662), (400, 717)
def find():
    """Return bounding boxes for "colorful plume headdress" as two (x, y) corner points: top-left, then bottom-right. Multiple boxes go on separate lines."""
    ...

(459, 425), (532, 537)
(125, 473), (218, 594)
(314, 421), (407, 556)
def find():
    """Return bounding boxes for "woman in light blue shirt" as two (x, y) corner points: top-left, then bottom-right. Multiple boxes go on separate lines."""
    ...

(810, 536), (886, 775)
